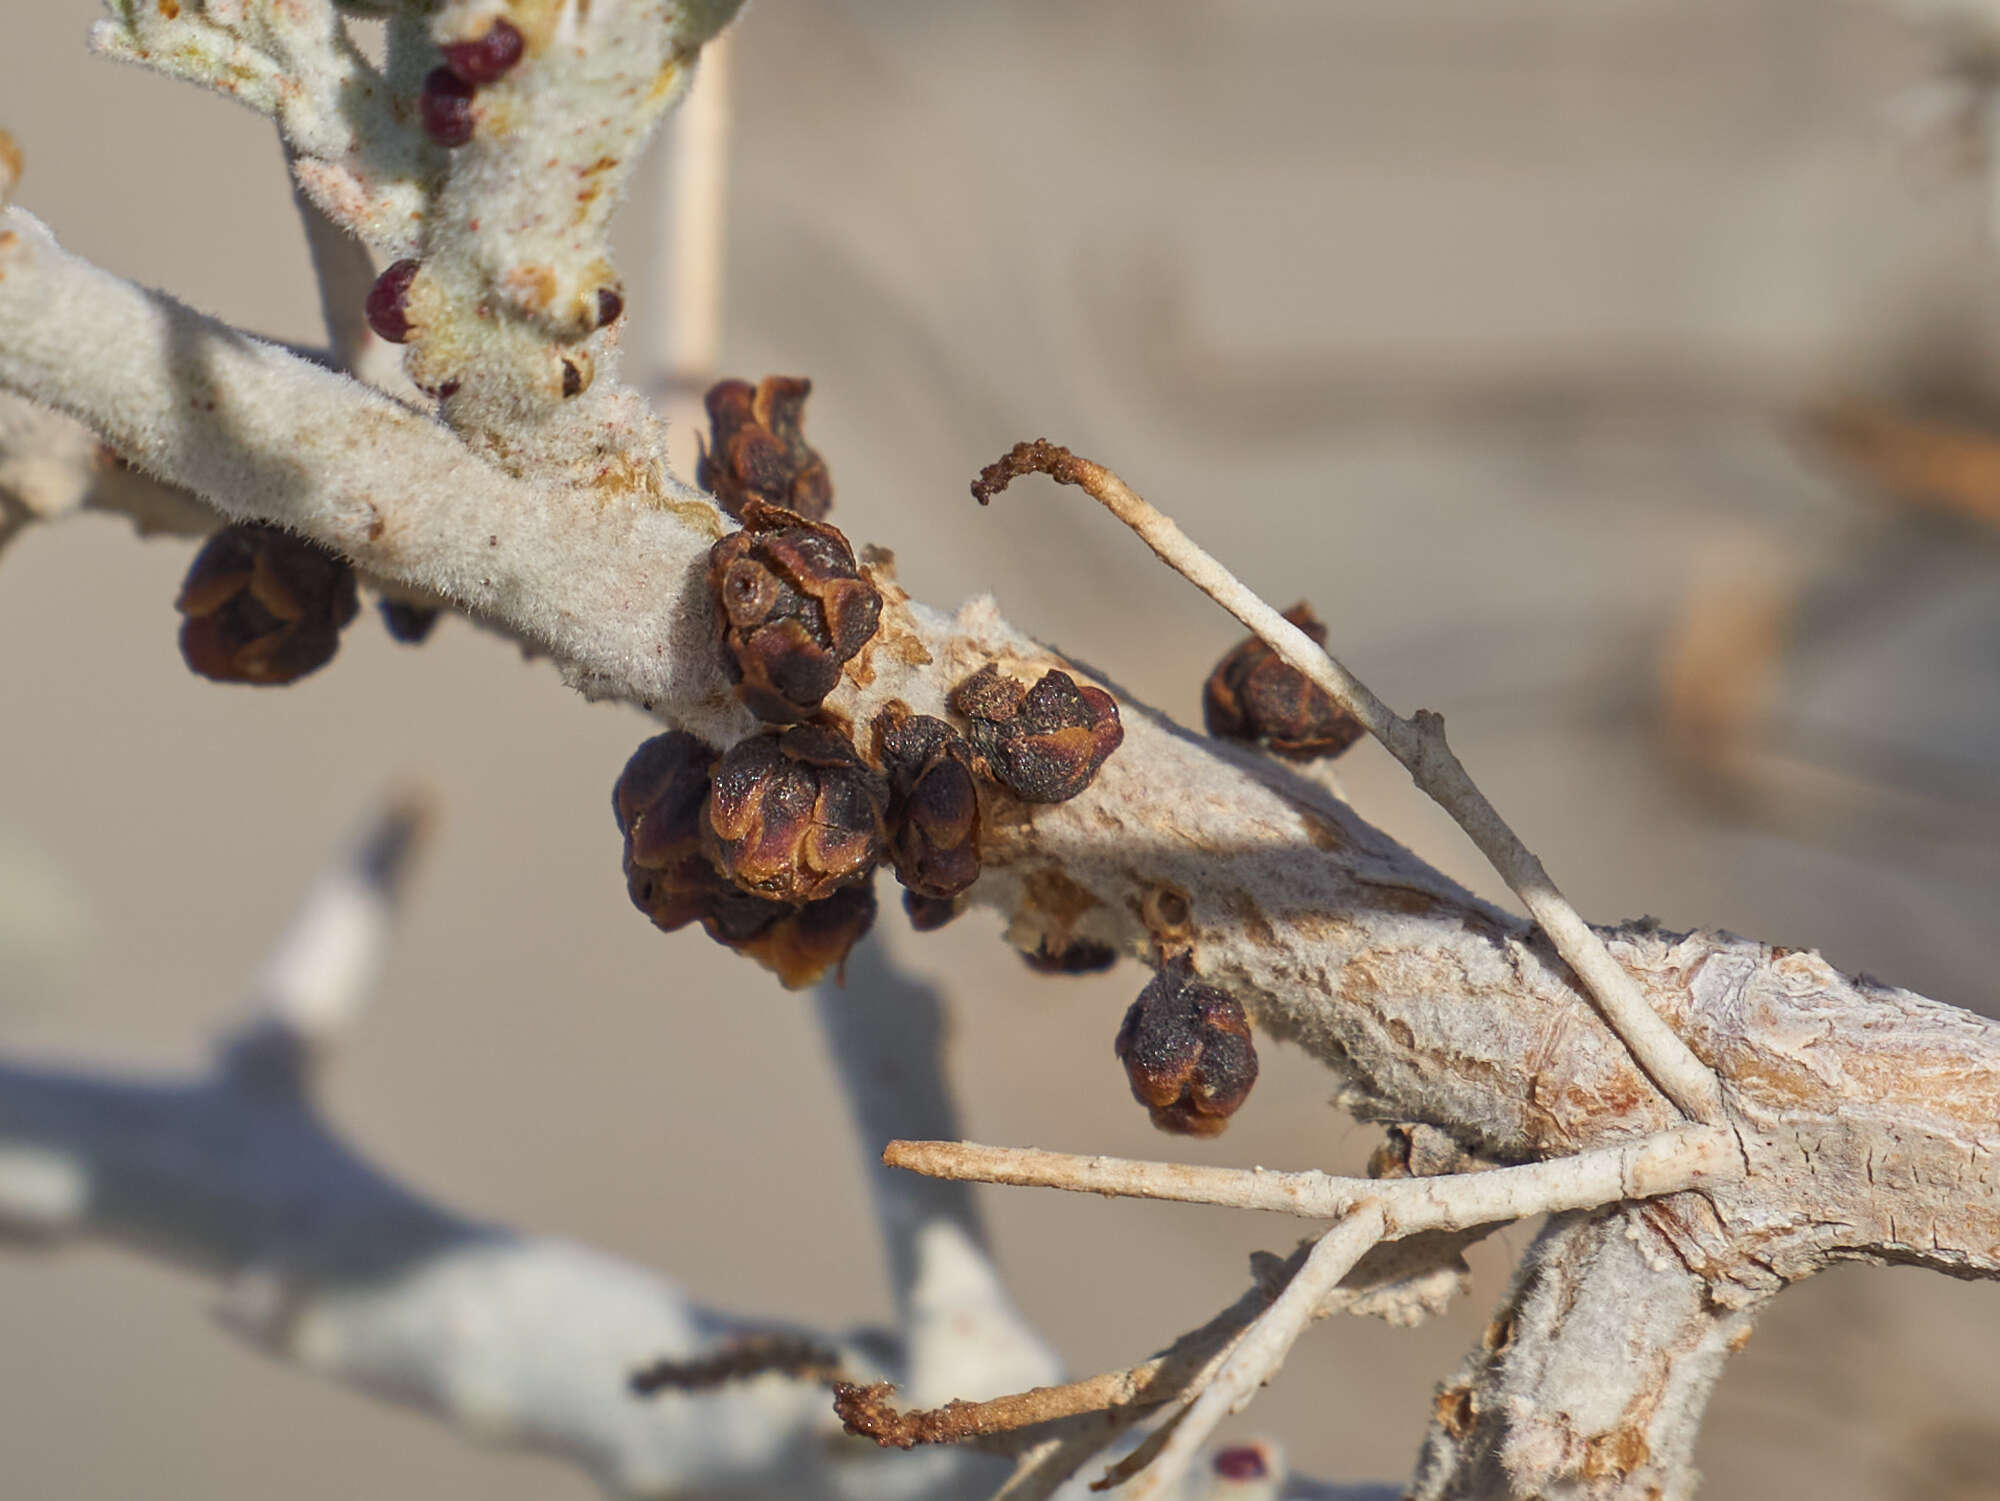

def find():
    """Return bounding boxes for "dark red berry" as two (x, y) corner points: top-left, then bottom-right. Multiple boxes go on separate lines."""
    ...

(596, 286), (625, 328)
(420, 67), (477, 147)
(365, 259), (421, 344)
(441, 18), (525, 85)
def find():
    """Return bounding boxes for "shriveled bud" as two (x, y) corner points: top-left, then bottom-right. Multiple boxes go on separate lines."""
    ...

(875, 708), (981, 900)
(697, 376), (832, 522)
(950, 664), (1123, 803)
(1114, 954), (1259, 1136)
(902, 891), (962, 932)
(378, 598), (440, 645)
(704, 725), (888, 904)
(176, 523), (359, 685)
(734, 883), (878, 988)
(708, 501), (882, 722)
(615, 732), (874, 987)
(1022, 936), (1117, 975)
(617, 730), (729, 936)
(1202, 602), (1364, 761)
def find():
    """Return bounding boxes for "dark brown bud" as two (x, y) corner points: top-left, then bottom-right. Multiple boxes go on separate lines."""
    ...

(949, 664), (1123, 804)
(615, 732), (874, 987)
(1202, 603), (1364, 761)
(733, 883), (877, 989)
(875, 709), (981, 900)
(441, 17), (525, 85)
(1022, 936), (1118, 975)
(708, 500), (882, 722)
(595, 285), (625, 329)
(1114, 954), (1258, 1136)
(176, 523), (359, 685)
(378, 598), (440, 645)
(697, 376), (832, 522)
(902, 891), (962, 932)
(704, 724), (888, 904)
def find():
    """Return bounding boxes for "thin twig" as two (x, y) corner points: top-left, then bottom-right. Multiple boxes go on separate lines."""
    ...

(971, 440), (1727, 1127)
(1115, 1207), (1388, 1498)
(886, 1124), (1737, 1233)
(629, 1333), (846, 1396)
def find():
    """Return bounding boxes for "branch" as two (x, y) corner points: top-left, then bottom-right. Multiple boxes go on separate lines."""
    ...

(0, 800), (1010, 1499)
(970, 441), (1724, 1127)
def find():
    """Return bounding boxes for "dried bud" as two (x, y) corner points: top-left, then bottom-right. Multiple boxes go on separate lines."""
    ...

(176, 523), (359, 685)
(365, 259), (421, 344)
(902, 891), (962, 932)
(875, 709), (981, 900)
(615, 732), (875, 987)
(1114, 955), (1259, 1136)
(708, 501), (882, 722)
(1021, 936), (1118, 975)
(1202, 603), (1364, 761)
(697, 376), (832, 522)
(378, 599), (440, 645)
(734, 883), (878, 989)
(441, 18), (525, 84)
(950, 665), (1123, 803)
(704, 725), (888, 904)
(420, 66), (478, 146)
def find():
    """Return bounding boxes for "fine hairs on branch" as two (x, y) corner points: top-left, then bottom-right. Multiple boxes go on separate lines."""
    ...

(11, 5), (2000, 1500)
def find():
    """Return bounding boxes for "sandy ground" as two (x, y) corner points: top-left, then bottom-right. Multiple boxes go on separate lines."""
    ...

(5, 1), (2000, 1495)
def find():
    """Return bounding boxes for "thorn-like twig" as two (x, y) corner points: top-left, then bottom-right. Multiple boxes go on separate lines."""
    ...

(629, 1333), (846, 1396)
(884, 1125), (1737, 1231)
(1114, 1208), (1387, 1497)
(972, 439), (1727, 1127)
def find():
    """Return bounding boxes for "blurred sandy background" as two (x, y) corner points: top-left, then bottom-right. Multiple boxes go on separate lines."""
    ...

(6, 0), (2000, 1495)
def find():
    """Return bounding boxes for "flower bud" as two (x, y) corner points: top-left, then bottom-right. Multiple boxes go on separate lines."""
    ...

(698, 376), (832, 522)
(704, 725), (888, 904)
(1114, 954), (1259, 1136)
(875, 708), (981, 900)
(1202, 603), (1363, 761)
(176, 523), (359, 685)
(950, 664), (1123, 804)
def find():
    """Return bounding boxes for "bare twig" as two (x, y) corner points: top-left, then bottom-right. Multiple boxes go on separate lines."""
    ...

(885, 1125), (1738, 1231)
(1116, 1208), (1387, 1498)
(629, 1334), (846, 1396)
(971, 440), (1727, 1128)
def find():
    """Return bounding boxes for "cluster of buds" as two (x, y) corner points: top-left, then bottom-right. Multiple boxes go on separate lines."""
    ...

(1114, 954), (1260, 1136)
(420, 17), (526, 147)
(615, 730), (879, 988)
(176, 523), (360, 685)
(1202, 602), (1364, 761)
(698, 377), (832, 523)
(949, 664), (1124, 804)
